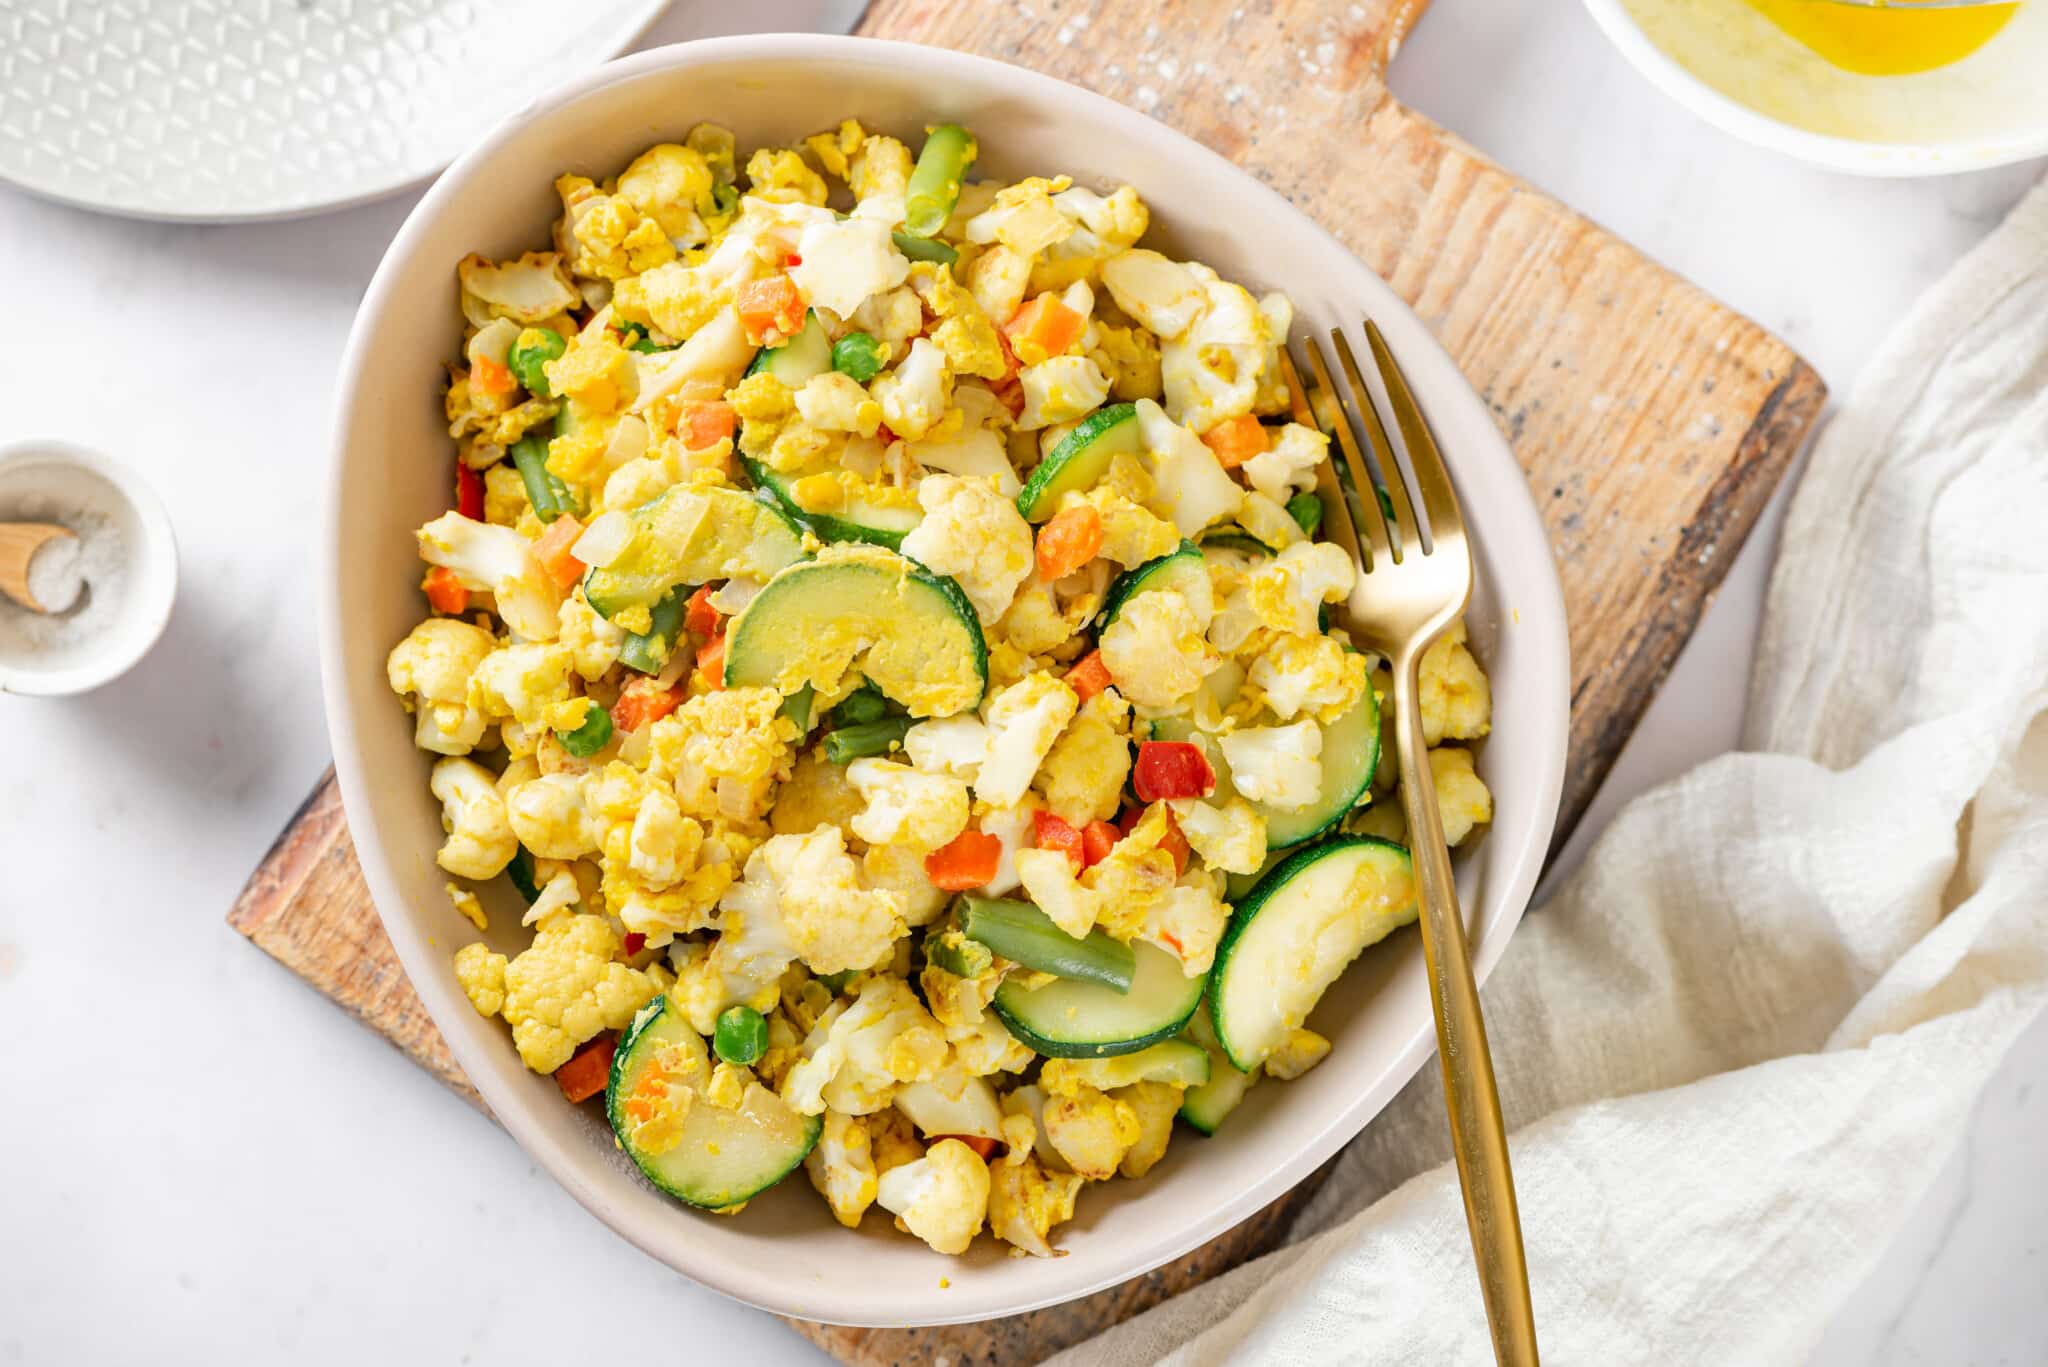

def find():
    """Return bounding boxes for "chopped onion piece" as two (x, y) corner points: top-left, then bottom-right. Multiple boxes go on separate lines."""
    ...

(707, 577), (763, 616)
(570, 511), (632, 568)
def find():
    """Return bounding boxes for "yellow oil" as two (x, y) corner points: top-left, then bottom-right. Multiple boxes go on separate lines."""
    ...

(1746, 0), (2019, 74)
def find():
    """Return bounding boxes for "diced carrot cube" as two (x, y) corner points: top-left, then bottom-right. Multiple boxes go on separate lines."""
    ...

(612, 677), (685, 732)
(736, 274), (806, 345)
(680, 400), (736, 451)
(531, 514), (586, 590)
(1065, 650), (1114, 703)
(1201, 414), (1271, 469)
(423, 566), (468, 615)
(553, 1033), (617, 1104)
(1003, 295), (1086, 366)
(1035, 505), (1104, 583)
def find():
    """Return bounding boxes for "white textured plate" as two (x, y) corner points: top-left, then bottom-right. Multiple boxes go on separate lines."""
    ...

(0, 0), (671, 222)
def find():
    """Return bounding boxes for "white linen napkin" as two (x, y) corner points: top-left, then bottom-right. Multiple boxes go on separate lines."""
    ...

(1053, 177), (2048, 1366)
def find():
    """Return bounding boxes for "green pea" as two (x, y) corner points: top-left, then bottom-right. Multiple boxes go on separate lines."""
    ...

(831, 331), (886, 383)
(1286, 491), (1324, 536)
(508, 328), (566, 396)
(713, 1006), (768, 1066)
(555, 703), (613, 758)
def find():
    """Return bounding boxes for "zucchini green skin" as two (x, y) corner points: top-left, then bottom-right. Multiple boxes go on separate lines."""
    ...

(992, 941), (1207, 1059)
(582, 483), (804, 621)
(723, 552), (989, 717)
(605, 996), (822, 1210)
(744, 310), (831, 386)
(1178, 1009), (1253, 1135)
(1197, 530), (1274, 556)
(1208, 836), (1417, 1073)
(741, 456), (918, 551)
(1098, 540), (1205, 629)
(1016, 403), (1141, 522)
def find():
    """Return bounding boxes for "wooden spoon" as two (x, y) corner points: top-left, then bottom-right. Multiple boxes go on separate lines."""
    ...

(0, 522), (78, 613)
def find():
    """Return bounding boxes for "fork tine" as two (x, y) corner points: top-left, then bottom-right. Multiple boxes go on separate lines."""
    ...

(1301, 334), (1393, 569)
(1330, 329), (1419, 559)
(1280, 349), (1365, 575)
(1365, 319), (1465, 547)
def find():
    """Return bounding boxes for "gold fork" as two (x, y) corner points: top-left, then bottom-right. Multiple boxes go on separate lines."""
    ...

(1284, 325), (1539, 1366)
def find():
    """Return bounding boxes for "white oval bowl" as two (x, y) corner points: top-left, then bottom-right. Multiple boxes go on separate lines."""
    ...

(323, 34), (1570, 1327)
(1584, 0), (2048, 176)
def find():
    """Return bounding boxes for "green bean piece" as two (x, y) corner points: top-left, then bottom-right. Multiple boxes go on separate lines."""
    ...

(831, 331), (886, 383)
(891, 230), (959, 267)
(506, 847), (542, 904)
(713, 1006), (768, 1066)
(823, 717), (913, 764)
(510, 433), (562, 522)
(619, 585), (688, 675)
(925, 928), (994, 980)
(555, 703), (614, 758)
(831, 682), (888, 727)
(959, 897), (1135, 992)
(901, 124), (976, 239)
(780, 684), (817, 735)
(1286, 491), (1324, 536)
(508, 328), (566, 396)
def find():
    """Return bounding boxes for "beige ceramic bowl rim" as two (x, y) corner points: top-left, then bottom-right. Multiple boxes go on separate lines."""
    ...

(1580, 0), (2048, 176)
(321, 33), (1570, 1325)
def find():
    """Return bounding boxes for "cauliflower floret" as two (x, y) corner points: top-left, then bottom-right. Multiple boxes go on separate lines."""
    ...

(794, 371), (883, 436)
(875, 1138), (990, 1255)
(967, 244), (1032, 326)
(1241, 423), (1328, 504)
(1115, 1080), (1183, 1178)
(905, 422), (1020, 497)
(745, 147), (829, 205)
(1092, 320), (1163, 401)
(1167, 796), (1266, 876)
(1042, 1084), (1141, 1180)
(1100, 249), (1207, 339)
(871, 337), (952, 441)
(504, 772), (606, 859)
(976, 671), (1080, 807)
(791, 216), (912, 320)
(1213, 541), (1354, 648)
(850, 133), (915, 218)
(1263, 1027), (1332, 1080)
(723, 827), (907, 981)
(543, 326), (637, 415)
(416, 512), (564, 642)
(850, 284), (924, 351)
(1429, 746), (1494, 847)
(457, 251), (580, 327)
(988, 1150), (1085, 1257)
(964, 177), (1074, 256)
(1140, 870), (1232, 974)
(626, 257), (739, 343)
(466, 643), (575, 731)
(903, 715), (991, 785)
(616, 142), (715, 240)
(1070, 487), (1181, 568)
(1014, 846), (1104, 939)
(1160, 268), (1289, 432)
(430, 757), (518, 879)
(500, 913), (668, 1073)
(1018, 355), (1110, 430)
(1098, 590), (1218, 711)
(1037, 690), (1132, 827)
(1421, 619), (1493, 745)
(805, 1109), (880, 1227)
(557, 595), (624, 680)
(1217, 721), (1323, 810)
(862, 844), (950, 927)
(845, 757), (972, 852)
(454, 942), (507, 1016)
(647, 686), (800, 824)
(561, 186), (675, 280)
(899, 474), (1034, 625)
(387, 618), (495, 755)
(783, 975), (947, 1116)
(1249, 633), (1369, 723)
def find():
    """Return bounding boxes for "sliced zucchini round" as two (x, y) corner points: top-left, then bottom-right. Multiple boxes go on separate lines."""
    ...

(1197, 528), (1273, 556)
(605, 995), (822, 1210)
(1209, 836), (1417, 1073)
(993, 941), (1206, 1059)
(743, 309), (832, 387)
(1150, 655), (1380, 849)
(742, 455), (922, 550)
(723, 547), (988, 716)
(1178, 1010), (1256, 1136)
(1098, 540), (1206, 628)
(1047, 1038), (1211, 1091)
(583, 483), (805, 621)
(1016, 402), (1140, 522)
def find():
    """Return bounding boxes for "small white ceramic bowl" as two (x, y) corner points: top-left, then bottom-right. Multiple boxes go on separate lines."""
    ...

(0, 439), (178, 696)
(323, 35), (1570, 1326)
(1584, 0), (2048, 175)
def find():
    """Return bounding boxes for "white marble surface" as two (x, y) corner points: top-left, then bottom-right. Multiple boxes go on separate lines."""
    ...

(0, 1), (2040, 1362)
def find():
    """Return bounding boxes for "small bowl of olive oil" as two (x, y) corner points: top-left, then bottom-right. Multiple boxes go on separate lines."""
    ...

(1582, 0), (2048, 174)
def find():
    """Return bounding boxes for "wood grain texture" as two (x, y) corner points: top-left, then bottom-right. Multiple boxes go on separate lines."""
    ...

(229, 1), (1827, 1363)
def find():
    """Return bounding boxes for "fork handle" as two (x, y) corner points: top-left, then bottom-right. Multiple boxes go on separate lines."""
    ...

(1391, 646), (1540, 1366)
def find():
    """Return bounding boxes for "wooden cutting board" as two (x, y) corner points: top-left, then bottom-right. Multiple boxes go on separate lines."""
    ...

(228, 1), (1825, 1363)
